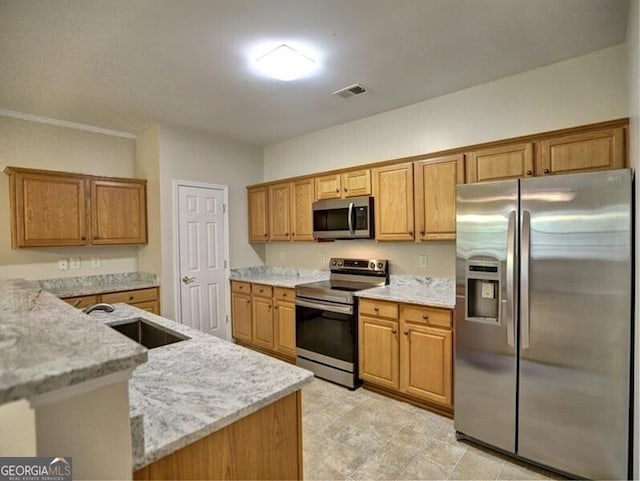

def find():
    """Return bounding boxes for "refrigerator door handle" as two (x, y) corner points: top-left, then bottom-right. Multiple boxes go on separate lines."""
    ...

(506, 210), (516, 347)
(521, 209), (531, 349)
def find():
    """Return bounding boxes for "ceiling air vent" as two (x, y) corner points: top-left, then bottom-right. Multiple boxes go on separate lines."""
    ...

(332, 83), (368, 99)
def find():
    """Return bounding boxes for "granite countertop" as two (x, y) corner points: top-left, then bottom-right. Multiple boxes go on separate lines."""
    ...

(0, 279), (148, 405)
(89, 304), (314, 470)
(39, 272), (159, 298)
(355, 276), (456, 309)
(230, 266), (329, 288)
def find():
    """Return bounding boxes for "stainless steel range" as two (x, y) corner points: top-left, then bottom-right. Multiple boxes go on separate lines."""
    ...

(295, 258), (389, 388)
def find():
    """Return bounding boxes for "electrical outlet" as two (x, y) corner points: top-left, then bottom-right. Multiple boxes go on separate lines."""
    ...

(320, 252), (326, 263)
(419, 255), (428, 268)
(57, 259), (68, 271)
(69, 257), (81, 269)
(91, 256), (101, 268)
(279, 251), (286, 261)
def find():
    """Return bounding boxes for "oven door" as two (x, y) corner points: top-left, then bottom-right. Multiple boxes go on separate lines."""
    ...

(295, 297), (356, 367)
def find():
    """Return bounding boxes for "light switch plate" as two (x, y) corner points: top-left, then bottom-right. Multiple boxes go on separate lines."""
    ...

(320, 252), (326, 263)
(57, 259), (68, 271)
(419, 255), (428, 268)
(91, 257), (101, 268)
(69, 257), (80, 269)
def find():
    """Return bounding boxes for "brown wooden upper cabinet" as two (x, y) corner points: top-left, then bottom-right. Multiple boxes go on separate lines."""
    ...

(315, 169), (371, 200)
(91, 180), (147, 245)
(5, 167), (147, 248)
(268, 182), (290, 241)
(537, 127), (625, 176)
(414, 154), (465, 241)
(372, 162), (414, 241)
(290, 178), (314, 241)
(247, 186), (269, 242)
(466, 142), (534, 183)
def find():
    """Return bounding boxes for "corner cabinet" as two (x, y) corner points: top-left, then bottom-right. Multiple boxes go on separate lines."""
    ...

(372, 162), (414, 241)
(5, 167), (147, 248)
(414, 154), (464, 241)
(231, 281), (296, 362)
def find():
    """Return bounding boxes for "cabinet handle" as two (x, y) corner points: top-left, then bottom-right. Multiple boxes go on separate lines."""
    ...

(409, 231), (413, 236)
(344, 188), (347, 192)
(335, 189), (339, 193)
(404, 330), (409, 335)
(274, 306), (279, 310)
(285, 233), (288, 236)
(246, 300), (250, 304)
(392, 328), (397, 334)
(81, 236), (86, 241)
(422, 314), (428, 320)
(72, 299), (82, 308)
(374, 307), (379, 312)
(292, 233), (295, 236)
(283, 293), (287, 297)
(129, 296), (134, 301)
(526, 170), (533, 176)
(419, 231), (425, 236)
(543, 168), (550, 174)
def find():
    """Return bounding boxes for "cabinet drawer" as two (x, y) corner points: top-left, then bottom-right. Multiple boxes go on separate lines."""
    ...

(359, 298), (399, 319)
(231, 281), (251, 294)
(132, 300), (160, 315)
(274, 287), (294, 302)
(402, 304), (452, 329)
(102, 287), (159, 304)
(62, 295), (98, 309)
(252, 283), (273, 298)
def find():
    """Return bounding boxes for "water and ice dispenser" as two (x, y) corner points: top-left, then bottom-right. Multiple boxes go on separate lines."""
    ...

(465, 261), (501, 325)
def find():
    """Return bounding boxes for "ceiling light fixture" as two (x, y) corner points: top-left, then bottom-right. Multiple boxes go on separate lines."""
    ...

(254, 44), (316, 81)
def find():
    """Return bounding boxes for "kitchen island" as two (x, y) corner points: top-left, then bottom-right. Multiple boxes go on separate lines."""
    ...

(90, 303), (313, 479)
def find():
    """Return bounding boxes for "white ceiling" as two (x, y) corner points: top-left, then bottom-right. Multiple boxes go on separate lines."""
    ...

(0, 0), (629, 146)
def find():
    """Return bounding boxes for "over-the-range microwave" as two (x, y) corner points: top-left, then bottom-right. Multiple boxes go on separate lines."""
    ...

(312, 196), (374, 240)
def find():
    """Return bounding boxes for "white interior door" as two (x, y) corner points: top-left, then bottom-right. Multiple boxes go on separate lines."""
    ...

(177, 184), (229, 340)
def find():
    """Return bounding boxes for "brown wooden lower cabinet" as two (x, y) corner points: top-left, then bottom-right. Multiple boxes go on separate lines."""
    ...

(133, 391), (303, 481)
(61, 287), (160, 315)
(230, 281), (296, 362)
(358, 298), (454, 413)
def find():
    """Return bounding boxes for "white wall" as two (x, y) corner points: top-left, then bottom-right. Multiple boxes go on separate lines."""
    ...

(263, 44), (628, 276)
(626, 1), (639, 477)
(0, 117), (139, 280)
(157, 124), (264, 319)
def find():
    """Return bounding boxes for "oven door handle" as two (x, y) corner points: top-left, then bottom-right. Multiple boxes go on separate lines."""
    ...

(295, 298), (353, 315)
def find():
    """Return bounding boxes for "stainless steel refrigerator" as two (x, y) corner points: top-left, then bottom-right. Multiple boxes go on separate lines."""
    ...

(454, 169), (633, 479)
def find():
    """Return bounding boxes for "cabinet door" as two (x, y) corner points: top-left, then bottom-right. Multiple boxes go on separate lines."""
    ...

(315, 174), (341, 200)
(252, 296), (274, 349)
(91, 180), (147, 245)
(133, 300), (160, 315)
(537, 127), (625, 176)
(341, 169), (371, 197)
(247, 186), (269, 242)
(414, 155), (464, 241)
(290, 179), (314, 241)
(268, 182), (290, 241)
(358, 315), (399, 390)
(400, 322), (452, 407)
(12, 172), (87, 247)
(232, 293), (252, 342)
(62, 295), (98, 309)
(274, 300), (296, 358)
(372, 162), (414, 241)
(466, 143), (534, 183)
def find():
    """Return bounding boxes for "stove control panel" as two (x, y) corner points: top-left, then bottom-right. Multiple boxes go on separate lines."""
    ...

(329, 258), (388, 273)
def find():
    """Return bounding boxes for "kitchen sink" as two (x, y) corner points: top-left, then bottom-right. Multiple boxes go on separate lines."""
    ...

(109, 318), (189, 349)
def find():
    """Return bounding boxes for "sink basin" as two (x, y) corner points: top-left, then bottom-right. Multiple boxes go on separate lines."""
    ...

(109, 318), (189, 349)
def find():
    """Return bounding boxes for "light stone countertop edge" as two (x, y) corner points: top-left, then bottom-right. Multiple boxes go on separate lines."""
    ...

(355, 286), (456, 310)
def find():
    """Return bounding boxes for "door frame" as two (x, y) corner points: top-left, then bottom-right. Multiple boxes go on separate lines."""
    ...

(172, 179), (231, 340)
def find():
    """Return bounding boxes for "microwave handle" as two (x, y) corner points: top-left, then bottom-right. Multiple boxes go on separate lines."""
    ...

(348, 202), (355, 235)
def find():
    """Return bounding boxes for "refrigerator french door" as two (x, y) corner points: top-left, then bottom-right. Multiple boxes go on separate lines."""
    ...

(454, 169), (632, 480)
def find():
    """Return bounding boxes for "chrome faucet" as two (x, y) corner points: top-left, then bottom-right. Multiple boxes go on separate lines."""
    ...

(83, 303), (115, 314)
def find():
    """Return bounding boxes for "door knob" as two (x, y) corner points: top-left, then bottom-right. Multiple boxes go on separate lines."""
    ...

(182, 276), (195, 285)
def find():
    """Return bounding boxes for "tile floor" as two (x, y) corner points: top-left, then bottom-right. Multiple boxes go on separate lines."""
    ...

(301, 379), (557, 480)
